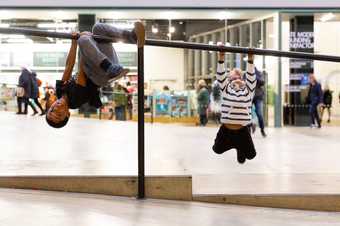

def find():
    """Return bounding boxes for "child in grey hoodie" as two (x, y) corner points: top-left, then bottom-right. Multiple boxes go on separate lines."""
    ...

(46, 22), (145, 128)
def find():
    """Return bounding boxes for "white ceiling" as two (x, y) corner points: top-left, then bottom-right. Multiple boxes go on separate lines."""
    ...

(0, 9), (276, 20)
(1, 0), (340, 8)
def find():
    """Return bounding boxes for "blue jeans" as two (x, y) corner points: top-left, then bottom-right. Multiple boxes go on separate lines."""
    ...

(309, 103), (321, 126)
(199, 114), (208, 126)
(115, 106), (126, 121)
(253, 98), (265, 130)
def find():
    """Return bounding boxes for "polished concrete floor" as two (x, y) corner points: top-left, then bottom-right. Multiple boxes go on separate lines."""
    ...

(1, 112), (340, 194)
(0, 188), (339, 226)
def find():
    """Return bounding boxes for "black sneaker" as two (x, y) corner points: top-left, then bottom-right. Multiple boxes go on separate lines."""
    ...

(245, 150), (257, 160)
(251, 123), (256, 134)
(261, 129), (267, 138)
(236, 149), (246, 164)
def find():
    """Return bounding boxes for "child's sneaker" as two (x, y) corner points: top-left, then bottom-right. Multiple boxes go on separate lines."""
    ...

(108, 68), (129, 83)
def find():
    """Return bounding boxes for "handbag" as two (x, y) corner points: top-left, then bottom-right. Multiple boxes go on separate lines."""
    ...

(16, 87), (25, 97)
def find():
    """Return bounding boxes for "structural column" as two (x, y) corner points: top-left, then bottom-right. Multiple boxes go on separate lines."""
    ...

(187, 38), (194, 84)
(194, 37), (201, 82)
(211, 33), (217, 75)
(201, 35), (208, 77)
(275, 12), (283, 127)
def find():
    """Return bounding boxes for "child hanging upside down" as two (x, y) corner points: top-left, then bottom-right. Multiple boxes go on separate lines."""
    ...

(46, 22), (145, 128)
(212, 49), (257, 164)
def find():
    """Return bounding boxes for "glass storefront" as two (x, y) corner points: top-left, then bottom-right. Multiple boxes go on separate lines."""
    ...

(0, 9), (339, 126)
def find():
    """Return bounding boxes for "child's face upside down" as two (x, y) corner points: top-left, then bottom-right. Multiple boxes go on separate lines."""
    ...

(229, 69), (245, 90)
(47, 96), (70, 124)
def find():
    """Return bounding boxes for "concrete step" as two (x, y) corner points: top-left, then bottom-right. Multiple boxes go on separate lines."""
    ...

(2, 175), (340, 211)
(0, 175), (192, 201)
(194, 194), (340, 211)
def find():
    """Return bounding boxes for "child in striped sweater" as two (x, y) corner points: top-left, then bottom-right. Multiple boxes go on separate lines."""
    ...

(212, 50), (257, 164)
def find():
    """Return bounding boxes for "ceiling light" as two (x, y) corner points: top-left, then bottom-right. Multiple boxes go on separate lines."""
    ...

(218, 11), (228, 20)
(110, 22), (134, 29)
(320, 13), (335, 22)
(169, 26), (175, 33)
(0, 10), (14, 19)
(164, 11), (176, 20)
(6, 38), (33, 43)
(38, 23), (77, 28)
(152, 26), (158, 34)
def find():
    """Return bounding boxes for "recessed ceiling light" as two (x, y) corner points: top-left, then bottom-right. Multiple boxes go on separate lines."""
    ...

(320, 13), (335, 22)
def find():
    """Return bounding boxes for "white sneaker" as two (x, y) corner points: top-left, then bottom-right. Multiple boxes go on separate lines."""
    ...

(108, 68), (129, 83)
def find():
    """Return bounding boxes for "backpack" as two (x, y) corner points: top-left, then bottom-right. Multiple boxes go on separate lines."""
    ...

(37, 78), (42, 87)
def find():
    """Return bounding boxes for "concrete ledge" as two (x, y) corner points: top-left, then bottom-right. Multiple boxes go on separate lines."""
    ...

(146, 176), (192, 201)
(0, 176), (192, 201)
(194, 194), (340, 212)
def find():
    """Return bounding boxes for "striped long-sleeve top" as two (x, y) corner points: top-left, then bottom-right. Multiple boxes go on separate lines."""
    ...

(216, 60), (256, 126)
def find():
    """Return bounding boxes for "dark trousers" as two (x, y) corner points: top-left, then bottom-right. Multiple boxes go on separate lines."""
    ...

(253, 98), (265, 130)
(213, 125), (256, 163)
(115, 106), (126, 121)
(23, 97), (37, 113)
(127, 105), (133, 120)
(309, 103), (321, 126)
(17, 97), (24, 113)
(199, 114), (208, 126)
(17, 97), (37, 114)
(31, 98), (44, 113)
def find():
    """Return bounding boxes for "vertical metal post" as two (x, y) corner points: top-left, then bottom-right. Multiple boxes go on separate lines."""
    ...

(275, 12), (283, 127)
(137, 46), (145, 199)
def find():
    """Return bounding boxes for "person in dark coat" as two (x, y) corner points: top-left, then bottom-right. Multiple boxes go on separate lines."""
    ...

(307, 74), (323, 128)
(321, 85), (333, 123)
(18, 67), (38, 115)
(197, 79), (210, 126)
(251, 67), (266, 137)
(30, 71), (45, 115)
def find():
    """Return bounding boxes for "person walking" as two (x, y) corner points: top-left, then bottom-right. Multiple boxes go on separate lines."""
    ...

(321, 85), (333, 123)
(197, 79), (210, 126)
(307, 74), (323, 128)
(126, 81), (134, 120)
(113, 83), (128, 121)
(211, 80), (221, 124)
(18, 67), (38, 115)
(252, 67), (266, 137)
(30, 71), (45, 115)
(15, 85), (25, 114)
